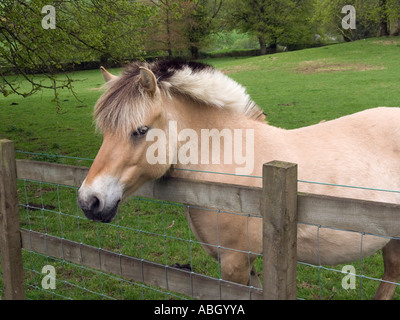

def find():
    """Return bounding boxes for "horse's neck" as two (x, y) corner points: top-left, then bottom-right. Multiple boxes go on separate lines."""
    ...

(166, 99), (286, 186)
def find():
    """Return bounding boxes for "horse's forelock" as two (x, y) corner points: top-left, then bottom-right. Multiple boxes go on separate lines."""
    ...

(93, 59), (265, 135)
(94, 66), (150, 136)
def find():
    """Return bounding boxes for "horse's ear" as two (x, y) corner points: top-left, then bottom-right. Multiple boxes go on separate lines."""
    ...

(139, 67), (158, 95)
(100, 66), (118, 83)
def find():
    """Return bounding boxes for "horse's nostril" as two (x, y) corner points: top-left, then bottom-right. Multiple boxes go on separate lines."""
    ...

(89, 196), (101, 214)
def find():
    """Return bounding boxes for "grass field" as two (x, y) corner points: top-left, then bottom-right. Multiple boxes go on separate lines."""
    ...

(1, 37), (400, 157)
(1, 37), (400, 300)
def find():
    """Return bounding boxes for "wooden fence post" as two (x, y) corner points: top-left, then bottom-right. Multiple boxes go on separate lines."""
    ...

(262, 161), (297, 300)
(0, 140), (25, 300)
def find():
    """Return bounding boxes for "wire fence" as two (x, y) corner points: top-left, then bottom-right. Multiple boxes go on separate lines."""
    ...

(296, 226), (398, 300)
(1, 148), (400, 300)
(17, 179), (270, 300)
(18, 179), (206, 300)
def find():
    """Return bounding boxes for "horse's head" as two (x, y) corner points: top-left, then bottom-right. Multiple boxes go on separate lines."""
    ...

(78, 65), (172, 223)
(78, 60), (264, 223)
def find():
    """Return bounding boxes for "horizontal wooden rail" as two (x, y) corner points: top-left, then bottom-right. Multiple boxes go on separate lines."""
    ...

(16, 159), (261, 216)
(16, 159), (88, 187)
(298, 193), (400, 238)
(16, 159), (400, 238)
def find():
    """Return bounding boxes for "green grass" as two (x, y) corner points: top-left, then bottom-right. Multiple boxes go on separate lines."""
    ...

(0, 68), (117, 163)
(204, 37), (400, 129)
(1, 37), (400, 300)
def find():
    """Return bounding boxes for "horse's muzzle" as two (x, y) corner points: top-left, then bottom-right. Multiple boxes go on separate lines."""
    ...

(78, 193), (120, 223)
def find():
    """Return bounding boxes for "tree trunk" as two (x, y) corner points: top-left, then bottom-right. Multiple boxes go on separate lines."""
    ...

(258, 36), (267, 55)
(190, 46), (199, 60)
(379, 22), (390, 36)
(166, 6), (173, 58)
(378, 0), (390, 36)
(268, 35), (278, 54)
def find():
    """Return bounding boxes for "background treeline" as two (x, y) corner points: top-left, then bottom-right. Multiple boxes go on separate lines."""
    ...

(1, 0), (399, 97)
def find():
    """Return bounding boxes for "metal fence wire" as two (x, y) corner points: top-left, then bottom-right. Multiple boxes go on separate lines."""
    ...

(17, 178), (265, 300)
(0, 147), (400, 300)
(19, 179), (200, 299)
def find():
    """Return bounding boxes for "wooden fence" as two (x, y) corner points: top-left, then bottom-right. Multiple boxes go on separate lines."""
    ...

(1, 139), (400, 300)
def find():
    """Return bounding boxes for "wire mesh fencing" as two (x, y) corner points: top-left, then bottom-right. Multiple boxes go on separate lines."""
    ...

(17, 178), (266, 300)
(1, 145), (400, 300)
(296, 223), (400, 300)
(18, 179), (191, 299)
(295, 177), (400, 300)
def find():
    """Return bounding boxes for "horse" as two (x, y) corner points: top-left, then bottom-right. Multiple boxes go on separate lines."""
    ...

(78, 59), (400, 300)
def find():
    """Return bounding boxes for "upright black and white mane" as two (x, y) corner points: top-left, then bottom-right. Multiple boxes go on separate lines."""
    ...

(94, 59), (264, 136)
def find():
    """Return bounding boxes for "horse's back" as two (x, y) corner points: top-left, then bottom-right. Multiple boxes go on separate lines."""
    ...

(302, 107), (400, 134)
(287, 107), (400, 203)
(294, 107), (400, 150)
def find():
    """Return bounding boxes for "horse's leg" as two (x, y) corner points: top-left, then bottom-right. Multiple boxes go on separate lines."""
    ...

(219, 249), (262, 288)
(185, 207), (262, 287)
(374, 239), (400, 300)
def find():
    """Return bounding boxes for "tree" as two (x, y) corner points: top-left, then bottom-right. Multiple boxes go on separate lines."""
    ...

(313, 0), (356, 41)
(146, 0), (189, 58)
(378, 0), (390, 36)
(0, 0), (153, 108)
(313, 0), (400, 41)
(224, 0), (315, 55)
(183, 0), (223, 59)
(145, 0), (222, 59)
(68, 1), (155, 66)
(386, 0), (400, 35)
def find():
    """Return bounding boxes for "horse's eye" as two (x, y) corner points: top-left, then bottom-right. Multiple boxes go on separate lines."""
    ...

(132, 126), (149, 138)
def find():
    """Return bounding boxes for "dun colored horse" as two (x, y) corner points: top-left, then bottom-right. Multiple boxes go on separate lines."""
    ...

(78, 60), (400, 299)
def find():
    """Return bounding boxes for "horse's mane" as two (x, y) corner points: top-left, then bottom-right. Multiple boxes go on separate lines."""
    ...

(94, 59), (265, 135)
